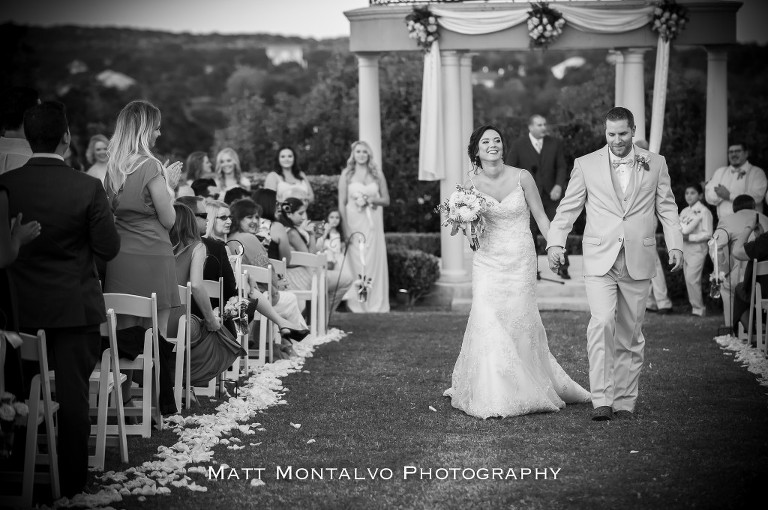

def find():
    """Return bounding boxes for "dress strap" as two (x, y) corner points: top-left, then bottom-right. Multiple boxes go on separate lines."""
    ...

(517, 169), (524, 188)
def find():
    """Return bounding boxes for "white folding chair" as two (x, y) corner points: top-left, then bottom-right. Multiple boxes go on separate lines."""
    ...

(289, 251), (328, 337)
(88, 309), (128, 470)
(747, 260), (768, 354)
(0, 329), (60, 506)
(242, 264), (274, 365)
(166, 284), (192, 410)
(103, 292), (162, 437)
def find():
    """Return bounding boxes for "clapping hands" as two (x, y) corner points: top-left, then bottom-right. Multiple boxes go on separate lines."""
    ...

(163, 159), (184, 189)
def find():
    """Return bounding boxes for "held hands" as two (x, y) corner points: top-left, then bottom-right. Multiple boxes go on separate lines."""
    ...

(714, 184), (730, 201)
(547, 246), (565, 273)
(205, 316), (222, 332)
(549, 185), (563, 202)
(10, 213), (41, 245)
(668, 249), (684, 272)
(163, 160), (184, 190)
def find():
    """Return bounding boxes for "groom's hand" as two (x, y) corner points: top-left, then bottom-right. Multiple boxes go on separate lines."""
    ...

(668, 249), (683, 272)
(547, 246), (565, 272)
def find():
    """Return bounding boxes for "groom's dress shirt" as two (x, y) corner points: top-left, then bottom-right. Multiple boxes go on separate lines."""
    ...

(529, 133), (543, 154)
(610, 148), (635, 194)
(705, 162), (766, 217)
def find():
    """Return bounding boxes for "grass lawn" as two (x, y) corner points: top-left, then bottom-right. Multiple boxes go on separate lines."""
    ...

(87, 311), (768, 510)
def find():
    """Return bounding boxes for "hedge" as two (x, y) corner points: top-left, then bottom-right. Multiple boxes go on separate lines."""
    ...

(387, 247), (440, 306)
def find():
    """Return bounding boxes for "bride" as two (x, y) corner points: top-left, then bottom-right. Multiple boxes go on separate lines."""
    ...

(443, 125), (591, 419)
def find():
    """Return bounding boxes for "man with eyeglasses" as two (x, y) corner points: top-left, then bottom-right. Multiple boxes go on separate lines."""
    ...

(705, 143), (766, 218)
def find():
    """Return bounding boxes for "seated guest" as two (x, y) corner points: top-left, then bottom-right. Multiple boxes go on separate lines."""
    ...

(252, 188), (292, 262)
(711, 195), (768, 327)
(278, 197), (354, 313)
(169, 203), (243, 387)
(223, 186), (252, 205)
(228, 198), (308, 345)
(191, 177), (219, 199)
(731, 221), (768, 339)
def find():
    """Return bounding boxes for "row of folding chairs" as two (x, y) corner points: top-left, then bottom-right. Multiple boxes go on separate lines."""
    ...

(1, 250), (334, 504)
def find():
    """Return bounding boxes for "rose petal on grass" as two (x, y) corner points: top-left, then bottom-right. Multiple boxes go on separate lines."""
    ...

(290, 422), (301, 429)
(429, 406), (437, 412)
(307, 439), (316, 444)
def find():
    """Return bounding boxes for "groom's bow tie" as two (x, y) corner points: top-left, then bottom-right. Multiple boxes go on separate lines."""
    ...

(612, 157), (633, 169)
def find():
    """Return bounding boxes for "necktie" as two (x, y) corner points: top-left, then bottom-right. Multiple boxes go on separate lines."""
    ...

(612, 158), (632, 169)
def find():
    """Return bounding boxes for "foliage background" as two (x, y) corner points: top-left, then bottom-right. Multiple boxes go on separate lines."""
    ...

(4, 23), (768, 232)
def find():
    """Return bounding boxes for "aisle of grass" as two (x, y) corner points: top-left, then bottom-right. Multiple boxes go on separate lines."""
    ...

(96, 311), (768, 510)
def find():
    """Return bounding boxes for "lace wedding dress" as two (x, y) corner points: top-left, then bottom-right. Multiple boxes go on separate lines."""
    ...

(443, 176), (591, 419)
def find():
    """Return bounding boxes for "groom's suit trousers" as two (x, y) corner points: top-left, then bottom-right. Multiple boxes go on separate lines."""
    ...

(584, 248), (651, 412)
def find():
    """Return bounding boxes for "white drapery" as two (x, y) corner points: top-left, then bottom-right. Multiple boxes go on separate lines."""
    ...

(418, 5), (670, 181)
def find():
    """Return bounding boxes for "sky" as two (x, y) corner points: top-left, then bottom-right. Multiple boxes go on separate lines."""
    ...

(1, 0), (766, 43)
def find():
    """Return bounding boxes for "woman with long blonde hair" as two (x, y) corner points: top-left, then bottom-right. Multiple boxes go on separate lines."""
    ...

(214, 147), (251, 198)
(337, 140), (390, 312)
(104, 100), (183, 337)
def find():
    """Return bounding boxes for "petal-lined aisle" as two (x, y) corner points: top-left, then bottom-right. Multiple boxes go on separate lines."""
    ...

(54, 329), (347, 509)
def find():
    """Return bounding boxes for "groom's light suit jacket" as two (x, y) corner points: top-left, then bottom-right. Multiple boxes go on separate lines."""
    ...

(546, 145), (683, 279)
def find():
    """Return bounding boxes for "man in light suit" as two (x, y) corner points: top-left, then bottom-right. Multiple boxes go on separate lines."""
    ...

(508, 114), (570, 278)
(0, 101), (120, 496)
(546, 107), (683, 421)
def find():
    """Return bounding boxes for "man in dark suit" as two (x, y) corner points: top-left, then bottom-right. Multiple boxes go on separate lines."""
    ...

(508, 114), (570, 278)
(0, 102), (120, 497)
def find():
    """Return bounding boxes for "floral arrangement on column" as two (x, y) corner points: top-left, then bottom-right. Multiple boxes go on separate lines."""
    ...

(405, 7), (439, 52)
(526, 2), (566, 50)
(651, 0), (689, 42)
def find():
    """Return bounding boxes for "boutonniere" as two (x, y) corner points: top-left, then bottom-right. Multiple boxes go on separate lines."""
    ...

(635, 153), (651, 171)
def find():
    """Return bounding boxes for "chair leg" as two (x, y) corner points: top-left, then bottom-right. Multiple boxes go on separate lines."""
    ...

(22, 379), (42, 507)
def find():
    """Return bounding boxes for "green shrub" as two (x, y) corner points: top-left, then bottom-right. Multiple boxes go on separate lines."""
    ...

(387, 247), (440, 306)
(385, 233), (440, 257)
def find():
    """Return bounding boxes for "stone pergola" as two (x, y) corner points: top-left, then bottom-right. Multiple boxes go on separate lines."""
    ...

(345, 0), (740, 305)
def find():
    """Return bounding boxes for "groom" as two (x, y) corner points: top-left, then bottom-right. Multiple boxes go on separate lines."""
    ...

(546, 107), (683, 421)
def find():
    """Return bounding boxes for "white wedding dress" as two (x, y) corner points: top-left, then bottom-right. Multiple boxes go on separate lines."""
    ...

(443, 177), (591, 419)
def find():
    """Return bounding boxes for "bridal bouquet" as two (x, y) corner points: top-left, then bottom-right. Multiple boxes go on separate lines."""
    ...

(434, 185), (491, 251)
(1, 392), (29, 459)
(352, 192), (374, 226)
(218, 297), (250, 337)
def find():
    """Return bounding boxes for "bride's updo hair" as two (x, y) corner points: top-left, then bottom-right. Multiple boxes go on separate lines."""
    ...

(467, 124), (506, 169)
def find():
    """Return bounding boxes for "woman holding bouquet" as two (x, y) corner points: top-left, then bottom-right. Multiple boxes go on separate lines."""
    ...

(338, 141), (390, 312)
(443, 125), (590, 419)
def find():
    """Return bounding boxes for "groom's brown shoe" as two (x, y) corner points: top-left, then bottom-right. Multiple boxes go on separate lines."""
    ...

(614, 410), (633, 420)
(591, 406), (613, 421)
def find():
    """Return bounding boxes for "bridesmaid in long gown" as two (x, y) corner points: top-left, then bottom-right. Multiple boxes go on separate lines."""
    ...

(338, 141), (390, 313)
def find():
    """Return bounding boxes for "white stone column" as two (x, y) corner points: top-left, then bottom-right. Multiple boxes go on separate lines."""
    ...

(621, 48), (648, 142)
(459, 52), (475, 275)
(459, 53), (475, 150)
(356, 53), (382, 170)
(440, 51), (469, 283)
(706, 47), (728, 181)
(609, 50), (625, 107)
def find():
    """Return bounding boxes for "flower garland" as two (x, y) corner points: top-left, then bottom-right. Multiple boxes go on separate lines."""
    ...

(527, 2), (566, 50)
(651, 0), (689, 42)
(405, 7), (439, 52)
